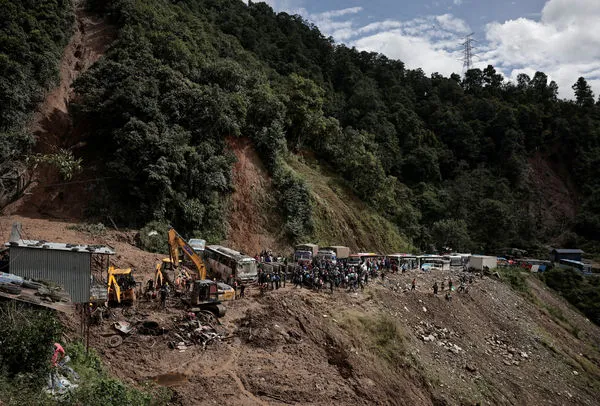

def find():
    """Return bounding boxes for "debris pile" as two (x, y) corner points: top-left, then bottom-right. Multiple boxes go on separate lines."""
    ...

(168, 312), (225, 352)
(415, 321), (464, 354)
(484, 334), (531, 366)
(0, 271), (68, 302)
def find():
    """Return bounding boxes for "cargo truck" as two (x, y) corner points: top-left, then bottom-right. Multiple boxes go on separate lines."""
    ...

(322, 246), (350, 259)
(468, 255), (497, 271)
(294, 243), (319, 264)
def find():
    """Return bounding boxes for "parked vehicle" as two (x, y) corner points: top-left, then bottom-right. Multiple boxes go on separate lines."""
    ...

(468, 255), (497, 271)
(321, 246), (350, 259)
(294, 243), (318, 264)
(204, 245), (258, 283)
(315, 249), (337, 264)
(188, 238), (206, 253)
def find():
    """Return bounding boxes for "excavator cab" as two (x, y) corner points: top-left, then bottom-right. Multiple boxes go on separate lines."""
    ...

(188, 280), (226, 317)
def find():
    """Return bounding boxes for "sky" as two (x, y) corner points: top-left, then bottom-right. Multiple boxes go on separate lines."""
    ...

(247, 0), (600, 99)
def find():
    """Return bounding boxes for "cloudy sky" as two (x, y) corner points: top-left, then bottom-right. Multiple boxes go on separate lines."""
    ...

(249, 0), (600, 99)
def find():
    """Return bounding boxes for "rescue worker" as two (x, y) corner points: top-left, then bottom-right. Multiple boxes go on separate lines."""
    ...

(433, 281), (438, 295)
(160, 283), (169, 309)
(411, 278), (416, 291)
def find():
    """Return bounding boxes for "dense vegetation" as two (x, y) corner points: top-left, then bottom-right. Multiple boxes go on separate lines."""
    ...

(541, 268), (600, 325)
(72, 0), (600, 256)
(0, 303), (169, 406)
(0, 0), (74, 203)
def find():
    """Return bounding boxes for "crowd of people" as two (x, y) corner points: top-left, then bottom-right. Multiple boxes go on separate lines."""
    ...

(256, 257), (405, 294)
(254, 254), (481, 300)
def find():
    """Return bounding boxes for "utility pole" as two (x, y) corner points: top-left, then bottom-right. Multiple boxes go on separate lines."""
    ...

(460, 33), (476, 72)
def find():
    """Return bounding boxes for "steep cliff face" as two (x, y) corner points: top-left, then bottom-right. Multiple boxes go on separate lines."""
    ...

(3, 1), (115, 220)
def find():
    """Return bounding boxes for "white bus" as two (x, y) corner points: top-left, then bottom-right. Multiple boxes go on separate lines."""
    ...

(204, 245), (258, 283)
(417, 255), (450, 271)
(387, 254), (418, 270)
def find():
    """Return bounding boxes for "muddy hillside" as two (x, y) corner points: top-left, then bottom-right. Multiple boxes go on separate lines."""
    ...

(2, 217), (599, 405)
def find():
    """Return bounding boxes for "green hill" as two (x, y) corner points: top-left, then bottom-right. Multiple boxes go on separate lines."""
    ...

(66, 0), (600, 256)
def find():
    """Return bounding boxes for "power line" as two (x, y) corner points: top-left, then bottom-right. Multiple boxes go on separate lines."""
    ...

(460, 33), (476, 72)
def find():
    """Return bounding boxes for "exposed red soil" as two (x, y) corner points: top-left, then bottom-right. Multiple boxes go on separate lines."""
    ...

(224, 137), (288, 256)
(527, 153), (577, 239)
(3, 2), (115, 220)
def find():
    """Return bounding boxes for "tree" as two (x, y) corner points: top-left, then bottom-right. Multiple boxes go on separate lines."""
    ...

(572, 77), (595, 107)
(431, 219), (471, 252)
(516, 73), (530, 90)
(462, 68), (484, 92)
(483, 65), (503, 89)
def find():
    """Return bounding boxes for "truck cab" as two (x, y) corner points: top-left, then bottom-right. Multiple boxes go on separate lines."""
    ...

(315, 249), (337, 264)
(294, 250), (312, 264)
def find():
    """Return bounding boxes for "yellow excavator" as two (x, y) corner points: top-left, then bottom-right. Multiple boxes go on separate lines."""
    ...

(153, 228), (233, 316)
(107, 266), (137, 305)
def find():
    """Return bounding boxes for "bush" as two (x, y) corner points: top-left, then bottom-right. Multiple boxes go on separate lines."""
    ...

(541, 268), (600, 325)
(66, 222), (107, 237)
(343, 312), (406, 367)
(273, 162), (313, 241)
(499, 267), (530, 293)
(137, 221), (170, 254)
(0, 303), (63, 379)
(64, 341), (171, 406)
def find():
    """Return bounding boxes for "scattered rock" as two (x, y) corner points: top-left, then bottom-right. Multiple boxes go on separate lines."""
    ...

(466, 363), (477, 373)
(572, 370), (579, 376)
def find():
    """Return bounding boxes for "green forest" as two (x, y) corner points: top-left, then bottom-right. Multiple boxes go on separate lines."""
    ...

(3, 0), (600, 255)
(69, 0), (600, 258)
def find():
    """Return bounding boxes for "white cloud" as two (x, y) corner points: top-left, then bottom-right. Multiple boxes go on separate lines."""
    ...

(481, 0), (600, 98)
(353, 31), (463, 76)
(244, 0), (600, 99)
(349, 14), (470, 76)
(316, 7), (362, 19)
(436, 13), (470, 33)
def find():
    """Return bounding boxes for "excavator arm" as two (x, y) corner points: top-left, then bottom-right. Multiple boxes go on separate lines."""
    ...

(168, 228), (207, 280)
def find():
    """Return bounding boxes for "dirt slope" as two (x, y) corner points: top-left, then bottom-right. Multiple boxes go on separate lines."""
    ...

(288, 155), (412, 253)
(527, 153), (578, 240)
(224, 137), (286, 256)
(3, 1), (115, 220)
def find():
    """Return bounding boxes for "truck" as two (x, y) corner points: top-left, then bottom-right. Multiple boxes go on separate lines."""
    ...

(468, 255), (497, 271)
(321, 246), (350, 259)
(294, 243), (318, 264)
(315, 249), (337, 264)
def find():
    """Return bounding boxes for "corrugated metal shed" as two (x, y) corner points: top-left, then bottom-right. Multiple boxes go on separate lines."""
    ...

(6, 239), (114, 303)
(5, 239), (115, 254)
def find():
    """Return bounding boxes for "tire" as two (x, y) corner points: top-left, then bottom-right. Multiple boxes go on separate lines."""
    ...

(108, 335), (123, 348)
(0, 283), (21, 295)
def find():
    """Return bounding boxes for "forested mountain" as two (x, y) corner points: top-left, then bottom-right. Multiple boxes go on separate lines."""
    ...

(0, 0), (74, 204)
(5, 0), (600, 257)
